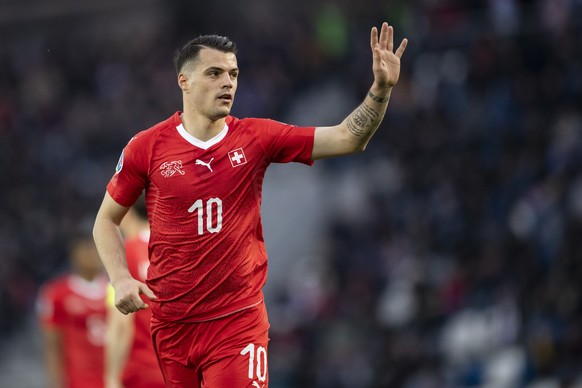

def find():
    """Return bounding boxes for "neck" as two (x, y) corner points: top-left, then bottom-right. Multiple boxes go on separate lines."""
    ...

(180, 110), (226, 142)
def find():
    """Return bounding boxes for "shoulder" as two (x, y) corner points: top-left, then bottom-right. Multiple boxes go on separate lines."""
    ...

(126, 112), (181, 148)
(232, 117), (294, 137)
(234, 116), (280, 128)
(119, 113), (181, 172)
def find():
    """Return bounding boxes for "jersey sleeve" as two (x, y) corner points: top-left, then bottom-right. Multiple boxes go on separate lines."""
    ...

(106, 134), (149, 207)
(252, 119), (315, 165)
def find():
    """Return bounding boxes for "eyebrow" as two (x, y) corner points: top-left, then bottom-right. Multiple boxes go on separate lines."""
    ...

(205, 66), (239, 73)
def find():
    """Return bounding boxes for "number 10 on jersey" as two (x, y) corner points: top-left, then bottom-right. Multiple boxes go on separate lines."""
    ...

(188, 198), (223, 234)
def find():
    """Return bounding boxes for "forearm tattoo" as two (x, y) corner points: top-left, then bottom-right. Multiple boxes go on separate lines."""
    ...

(346, 101), (382, 137)
(368, 90), (390, 103)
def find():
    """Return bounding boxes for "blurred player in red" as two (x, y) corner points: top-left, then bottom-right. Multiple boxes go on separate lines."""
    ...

(37, 229), (108, 388)
(105, 197), (165, 388)
(93, 22), (407, 387)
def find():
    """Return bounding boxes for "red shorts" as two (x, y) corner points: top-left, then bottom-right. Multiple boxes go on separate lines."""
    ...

(151, 302), (270, 388)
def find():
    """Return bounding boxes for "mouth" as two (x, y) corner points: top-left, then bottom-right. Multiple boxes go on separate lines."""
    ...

(217, 93), (232, 102)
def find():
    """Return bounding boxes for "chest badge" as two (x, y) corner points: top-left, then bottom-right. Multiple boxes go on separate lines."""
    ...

(160, 160), (186, 177)
(228, 148), (247, 168)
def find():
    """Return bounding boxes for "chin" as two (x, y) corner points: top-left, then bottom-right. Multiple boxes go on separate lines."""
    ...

(211, 108), (231, 120)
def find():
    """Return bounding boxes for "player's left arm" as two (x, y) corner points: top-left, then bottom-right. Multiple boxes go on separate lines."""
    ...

(312, 22), (407, 160)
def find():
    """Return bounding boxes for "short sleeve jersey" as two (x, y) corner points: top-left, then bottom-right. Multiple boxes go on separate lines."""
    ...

(107, 112), (315, 322)
(36, 274), (108, 388)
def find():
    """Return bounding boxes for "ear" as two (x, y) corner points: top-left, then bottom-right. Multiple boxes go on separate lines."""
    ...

(178, 73), (189, 92)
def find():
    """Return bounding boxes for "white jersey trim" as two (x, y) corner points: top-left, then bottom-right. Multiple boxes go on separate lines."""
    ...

(176, 122), (229, 150)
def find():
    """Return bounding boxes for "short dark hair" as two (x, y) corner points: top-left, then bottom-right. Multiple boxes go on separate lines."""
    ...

(173, 35), (238, 74)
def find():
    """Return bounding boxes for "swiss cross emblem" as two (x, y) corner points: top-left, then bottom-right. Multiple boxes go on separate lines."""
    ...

(228, 148), (247, 167)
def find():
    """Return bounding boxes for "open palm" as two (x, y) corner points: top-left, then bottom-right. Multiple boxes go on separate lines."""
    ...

(371, 22), (408, 89)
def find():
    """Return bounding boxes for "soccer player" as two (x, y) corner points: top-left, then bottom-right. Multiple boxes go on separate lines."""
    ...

(36, 230), (108, 388)
(93, 22), (407, 387)
(104, 197), (165, 388)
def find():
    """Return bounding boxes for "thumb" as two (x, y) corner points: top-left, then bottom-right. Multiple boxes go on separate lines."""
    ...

(139, 283), (157, 301)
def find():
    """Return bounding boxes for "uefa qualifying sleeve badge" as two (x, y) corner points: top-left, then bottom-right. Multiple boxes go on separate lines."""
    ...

(115, 151), (124, 174)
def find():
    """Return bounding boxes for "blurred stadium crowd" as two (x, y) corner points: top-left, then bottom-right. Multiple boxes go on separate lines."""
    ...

(1, 0), (582, 387)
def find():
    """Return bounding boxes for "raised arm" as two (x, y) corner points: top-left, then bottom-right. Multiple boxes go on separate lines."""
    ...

(312, 22), (407, 160)
(93, 192), (155, 314)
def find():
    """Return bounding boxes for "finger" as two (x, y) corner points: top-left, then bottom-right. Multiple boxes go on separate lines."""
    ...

(139, 283), (157, 301)
(370, 26), (378, 51)
(132, 294), (148, 310)
(116, 305), (130, 315)
(116, 301), (135, 315)
(395, 38), (408, 59)
(116, 293), (142, 313)
(387, 25), (394, 52)
(379, 22), (390, 51)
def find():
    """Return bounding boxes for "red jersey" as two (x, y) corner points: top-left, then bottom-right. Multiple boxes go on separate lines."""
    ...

(107, 112), (314, 322)
(123, 230), (165, 387)
(36, 274), (108, 388)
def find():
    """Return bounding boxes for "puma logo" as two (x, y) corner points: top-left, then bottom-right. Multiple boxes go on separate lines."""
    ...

(195, 158), (214, 172)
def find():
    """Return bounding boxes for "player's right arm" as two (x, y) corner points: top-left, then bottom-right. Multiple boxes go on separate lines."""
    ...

(93, 192), (156, 314)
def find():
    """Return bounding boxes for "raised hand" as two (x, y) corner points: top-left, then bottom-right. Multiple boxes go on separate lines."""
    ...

(370, 22), (408, 90)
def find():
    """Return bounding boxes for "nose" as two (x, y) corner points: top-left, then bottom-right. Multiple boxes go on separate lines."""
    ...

(221, 73), (234, 88)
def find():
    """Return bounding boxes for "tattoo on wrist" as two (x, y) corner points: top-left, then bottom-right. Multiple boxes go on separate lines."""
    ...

(346, 102), (381, 137)
(368, 90), (390, 103)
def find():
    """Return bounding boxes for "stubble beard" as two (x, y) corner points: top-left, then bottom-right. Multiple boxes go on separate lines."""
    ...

(209, 104), (232, 121)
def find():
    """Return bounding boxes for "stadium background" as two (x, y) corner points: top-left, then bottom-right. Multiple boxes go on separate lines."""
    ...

(1, 0), (582, 386)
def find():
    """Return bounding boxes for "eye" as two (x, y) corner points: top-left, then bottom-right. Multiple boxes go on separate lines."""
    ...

(230, 71), (239, 80)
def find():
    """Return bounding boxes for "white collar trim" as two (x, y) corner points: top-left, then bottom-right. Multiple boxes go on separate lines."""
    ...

(176, 122), (229, 150)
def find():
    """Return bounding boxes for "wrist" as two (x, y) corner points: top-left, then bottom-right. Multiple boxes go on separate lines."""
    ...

(368, 86), (392, 103)
(110, 272), (133, 286)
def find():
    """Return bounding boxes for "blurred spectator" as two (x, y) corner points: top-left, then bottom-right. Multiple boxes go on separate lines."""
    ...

(36, 228), (108, 388)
